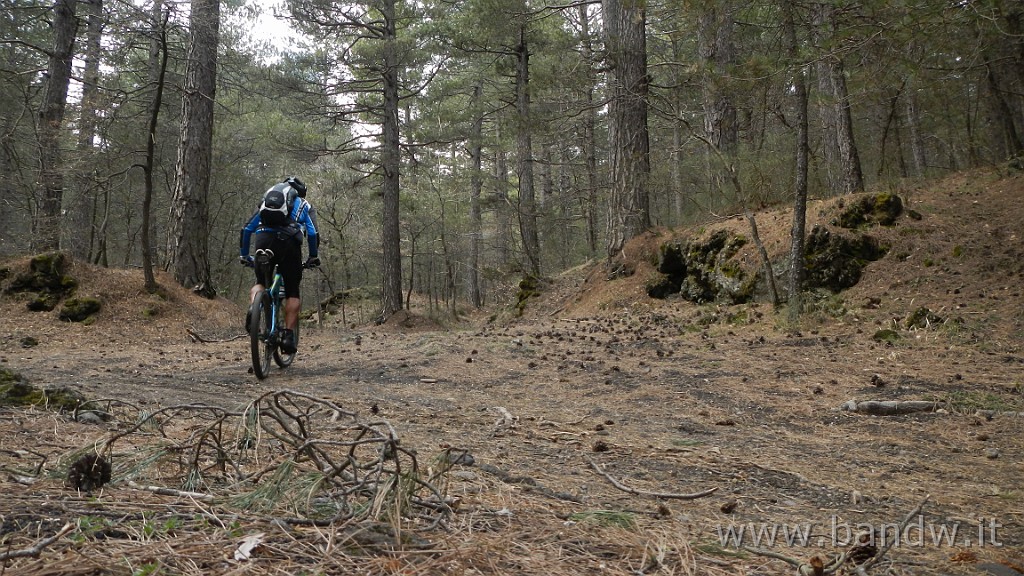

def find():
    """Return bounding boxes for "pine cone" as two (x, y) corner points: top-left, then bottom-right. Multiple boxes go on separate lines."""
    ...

(67, 454), (111, 492)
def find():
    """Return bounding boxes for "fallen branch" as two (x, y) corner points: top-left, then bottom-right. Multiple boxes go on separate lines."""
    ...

(185, 327), (245, 343)
(742, 495), (931, 575)
(840, 400), (942, 415)
(127, 480), (215, 501)
(478, 463), (583, 503)
(742, 547), (843, 575)
(0, 522), (75, 561)
(586, 456), (717, 500)
(856, 495), (930, 575)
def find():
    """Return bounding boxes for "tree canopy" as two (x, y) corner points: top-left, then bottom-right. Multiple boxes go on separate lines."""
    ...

(2, 0), (1021, 313)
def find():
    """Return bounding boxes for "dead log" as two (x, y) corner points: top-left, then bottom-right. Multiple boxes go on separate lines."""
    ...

(840, 400), (942, 415)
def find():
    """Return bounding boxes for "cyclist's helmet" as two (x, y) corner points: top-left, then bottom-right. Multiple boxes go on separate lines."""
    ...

(283, 176), (307, 198)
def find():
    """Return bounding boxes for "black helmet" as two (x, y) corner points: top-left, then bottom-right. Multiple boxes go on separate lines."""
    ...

(283, 176), (307, 198)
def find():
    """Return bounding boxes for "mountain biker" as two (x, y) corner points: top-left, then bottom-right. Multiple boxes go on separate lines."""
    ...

(239, 176), (320, 354)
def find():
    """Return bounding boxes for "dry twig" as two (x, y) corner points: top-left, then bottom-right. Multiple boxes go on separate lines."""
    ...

(0, 522), (75, 561)
(586, 456), (718, 500)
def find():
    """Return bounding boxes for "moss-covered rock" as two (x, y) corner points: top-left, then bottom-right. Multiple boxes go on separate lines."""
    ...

(872, 329), (901, 343)
(648, 230), (755, 304)
(0, 369), (85, 411)
(6, 252), (79, 312)
(833, 193), (903, 229)
(905, 307), (943, 329)
(515, 275), (542, 316)
(59, 296), (102, 322)
(803, 226), (888, 292)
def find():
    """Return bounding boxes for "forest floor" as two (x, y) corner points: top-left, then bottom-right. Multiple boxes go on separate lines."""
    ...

(1, 168), (1023, 576)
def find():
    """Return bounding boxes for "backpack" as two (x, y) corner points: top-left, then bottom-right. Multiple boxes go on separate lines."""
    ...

(259, 184), (296, 227)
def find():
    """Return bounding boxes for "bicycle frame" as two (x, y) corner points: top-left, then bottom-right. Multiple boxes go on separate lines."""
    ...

(249, 260), (297, 379)
(265, 268), (286, 337)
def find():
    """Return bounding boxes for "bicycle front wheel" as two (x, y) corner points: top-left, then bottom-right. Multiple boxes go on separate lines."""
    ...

(249, 290), (273, 379)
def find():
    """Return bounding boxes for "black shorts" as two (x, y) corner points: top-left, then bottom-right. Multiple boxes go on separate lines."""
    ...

(252, 227), (303, 298)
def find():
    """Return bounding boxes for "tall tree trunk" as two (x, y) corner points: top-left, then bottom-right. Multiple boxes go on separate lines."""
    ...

(71, 0), (102, 260)
(36, 0), (78, 252)
(785, 0), (809, 316)
(380, 0), (403, 317)
(577, 3), (599, 256)
(515, 28), (541, 277)
(905, 75), (928, 177)
(698, 0), (737, 203)
(670, 36), (685, 226)
(467, 83), (483, 308)
(142, 3), (168, 294)
(983, 57), (1024, 160)
(813, 3), (863, 195)
(831, 57), (864, 193)
(494, 129), (511, 267)
(602, 0), (650, 257)
(168, 0), (218, 297)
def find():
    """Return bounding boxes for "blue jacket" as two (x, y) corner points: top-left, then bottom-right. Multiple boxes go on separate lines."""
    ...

(239, 196), (319, 258)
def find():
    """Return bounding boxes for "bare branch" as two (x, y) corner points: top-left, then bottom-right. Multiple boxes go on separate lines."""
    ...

(586, 456), (718, 500)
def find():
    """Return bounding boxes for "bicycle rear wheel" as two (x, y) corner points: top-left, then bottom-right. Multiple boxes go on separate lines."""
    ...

(249, 290), (273, 379)
(273, 317), (297, 368)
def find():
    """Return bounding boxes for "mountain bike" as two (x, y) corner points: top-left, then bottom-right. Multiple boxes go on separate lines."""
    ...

(247, 250), (299, 379)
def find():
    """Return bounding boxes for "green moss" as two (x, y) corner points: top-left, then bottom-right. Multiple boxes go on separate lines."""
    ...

(515, 275), (541, 316)
(645, 274), (677, 299)
(905, 307), (943, 329)
(7, 252), (79, 312)
(568, 510), (636, 529)
(27, 294), (60, 312)
(59, 297), (102, 322)
(0, 370), (85, 411)
(834, 193), (903, 229)
(952, 245), (964, 257)
(872, 329), (901, 343)
(720, 261), (741, 279)
(941, 390), (1022, 413)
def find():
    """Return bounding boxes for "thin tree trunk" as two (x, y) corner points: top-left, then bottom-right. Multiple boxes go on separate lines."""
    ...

(905, 77), (928, 177)
(515, 28), (540, 277)
(142, 3), (168, 294)
(36, 0), (78, 252)
(785, 0), (808, 317)
(71, 0), (102, 260)
(494, 131), (511, 267)
(670, 37), (685, 225)
(577, 3), (599, 256)
(467, 83), (483, 308)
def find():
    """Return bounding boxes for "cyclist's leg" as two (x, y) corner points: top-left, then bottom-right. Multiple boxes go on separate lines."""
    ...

(276, 233), (304, 332)
(271, 233), (302, 354)
(247, 233), (275, 331)
(251, 232), (275, 301)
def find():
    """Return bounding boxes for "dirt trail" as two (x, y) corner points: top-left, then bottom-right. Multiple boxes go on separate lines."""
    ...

(1, 169), (1023, 575)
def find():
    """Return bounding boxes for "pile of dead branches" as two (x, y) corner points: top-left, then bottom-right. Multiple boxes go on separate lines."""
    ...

(65, 390), (453, 529)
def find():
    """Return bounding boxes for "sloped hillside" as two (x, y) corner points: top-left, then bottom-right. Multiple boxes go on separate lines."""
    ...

(0, 170), (1022, 576)
(531, 168), (1024, 346)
